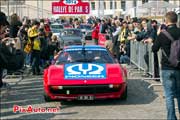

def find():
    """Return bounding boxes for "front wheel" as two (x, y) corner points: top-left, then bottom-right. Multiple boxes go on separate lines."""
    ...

(44, 93), (52, 102)
(121, 86), (127, 100)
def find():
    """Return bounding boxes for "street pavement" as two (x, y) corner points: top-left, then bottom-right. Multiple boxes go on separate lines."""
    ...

(0, 65), (179, 119)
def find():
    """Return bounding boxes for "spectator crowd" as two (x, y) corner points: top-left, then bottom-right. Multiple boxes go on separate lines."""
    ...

(0, 11), (179, 120)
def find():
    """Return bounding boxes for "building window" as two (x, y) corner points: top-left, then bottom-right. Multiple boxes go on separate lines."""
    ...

(121, 0), (126, 11)
(115, 1), (117, 9)
(164, 0), (169, 2)
(110, 0), (113, 9)
(142, 0), (148, 4)
(91, 2), (95, 10)
(104, 2), (106, 10)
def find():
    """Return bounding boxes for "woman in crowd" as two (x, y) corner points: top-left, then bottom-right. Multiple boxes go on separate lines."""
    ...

(92, 21), (99, 45)
(47, 34), (60, 65)
(112, 20), (121, 59)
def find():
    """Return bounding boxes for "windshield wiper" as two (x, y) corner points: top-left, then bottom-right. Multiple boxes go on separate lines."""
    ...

(74, 59), (93, 63)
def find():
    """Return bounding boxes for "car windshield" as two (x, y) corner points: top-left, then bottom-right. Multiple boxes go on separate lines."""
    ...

(80, 25), (92, 30)
(51, 29), (60, 33)
(51, 24), (63, 29)
(63, 23), (72, 28)
(55, 49), (115, 64)
(60, 29), (82, 37)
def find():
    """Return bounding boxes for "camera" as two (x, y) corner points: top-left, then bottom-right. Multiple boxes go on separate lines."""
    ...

(160, 24), (167, 30)
(4, 38), (15, 46)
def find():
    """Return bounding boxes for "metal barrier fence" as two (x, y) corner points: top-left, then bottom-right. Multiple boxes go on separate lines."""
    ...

(130, 41), (162, 80)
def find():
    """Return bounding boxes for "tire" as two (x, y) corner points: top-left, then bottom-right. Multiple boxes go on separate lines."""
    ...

(44, 93), (52, 102)
(121, 86), (127, 100)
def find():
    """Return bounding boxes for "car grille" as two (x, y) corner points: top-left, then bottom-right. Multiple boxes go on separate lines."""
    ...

(49, 85), (121, 95)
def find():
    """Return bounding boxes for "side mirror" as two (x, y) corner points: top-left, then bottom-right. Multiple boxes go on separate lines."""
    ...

(82, 39), (86, 45)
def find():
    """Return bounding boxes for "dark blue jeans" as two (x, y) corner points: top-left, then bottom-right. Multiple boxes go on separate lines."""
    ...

(161, 70), (180, 120)
(25, 53), (31, 66)
(120, 55), (130, 64)
(31, 51), (40, 74)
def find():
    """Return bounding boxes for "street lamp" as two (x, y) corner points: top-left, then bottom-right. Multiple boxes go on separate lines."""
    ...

(37, 0), (39, 19)
(15, 0), (17, 14)
(112, 0), (115, 17)
(41, 0), (43, 18)
(98, 0), (104, 18)
(0, 0), (1, 12)
(7, 0), (10, 18)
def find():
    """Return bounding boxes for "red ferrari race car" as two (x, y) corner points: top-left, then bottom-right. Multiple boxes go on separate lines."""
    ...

(43, 45), (127, 101)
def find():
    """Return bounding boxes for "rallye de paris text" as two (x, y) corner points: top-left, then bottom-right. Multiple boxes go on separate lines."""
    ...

(53, 6), (89, 13)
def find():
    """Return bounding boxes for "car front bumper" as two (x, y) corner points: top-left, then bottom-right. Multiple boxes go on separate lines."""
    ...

(44, 84), (127, 100)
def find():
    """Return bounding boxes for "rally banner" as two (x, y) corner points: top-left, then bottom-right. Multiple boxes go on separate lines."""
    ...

(52, 0), (90, 14)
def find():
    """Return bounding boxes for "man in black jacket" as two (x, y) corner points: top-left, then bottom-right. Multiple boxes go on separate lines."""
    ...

(100, 19), (108, 34)
(0, 12), (10, 88)
(152, 11), (180, 120)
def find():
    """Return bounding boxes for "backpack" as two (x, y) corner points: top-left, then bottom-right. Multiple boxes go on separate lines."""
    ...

(162, 31), (180, 68)
(0, 44), (24, 71)
(6, 50), (25, 71)
(0, 44), (8, 68)
(24, 40), (32, 54)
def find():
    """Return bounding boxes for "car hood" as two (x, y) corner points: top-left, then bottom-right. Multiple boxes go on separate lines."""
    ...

(60, 36), (82, 46)
(53, 33), (60, 36)
(44, 64), (126, 86)
(81, 29), (92, 33)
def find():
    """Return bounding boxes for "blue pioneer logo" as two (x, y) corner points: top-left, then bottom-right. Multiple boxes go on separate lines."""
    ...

(64, 64), (106, 79)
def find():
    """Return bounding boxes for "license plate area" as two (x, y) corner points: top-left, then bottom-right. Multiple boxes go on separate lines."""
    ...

(77, 95), (94, 100)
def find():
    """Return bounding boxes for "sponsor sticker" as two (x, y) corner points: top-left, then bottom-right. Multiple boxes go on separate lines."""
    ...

(64, 64), (106, 79)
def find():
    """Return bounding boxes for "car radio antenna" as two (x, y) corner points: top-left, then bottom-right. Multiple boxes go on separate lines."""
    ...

(82, 42), (86, 59)
(82, 43), (85, 52)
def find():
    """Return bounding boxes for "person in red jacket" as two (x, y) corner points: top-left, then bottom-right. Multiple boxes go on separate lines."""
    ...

(91, 21), (99, 45)
(44, 22), (51, 37)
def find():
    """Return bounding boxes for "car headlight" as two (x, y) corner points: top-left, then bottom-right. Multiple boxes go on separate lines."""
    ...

(109, 84), (122, 89)
(50, 86), (63, 90)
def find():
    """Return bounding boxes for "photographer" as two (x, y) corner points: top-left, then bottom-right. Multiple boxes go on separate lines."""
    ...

(0, 12), (25, 89)
(152, 11), (180, 120)
(0, 12), (10, 88)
